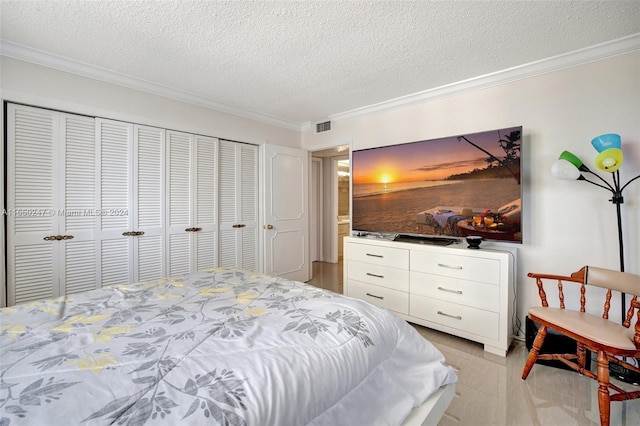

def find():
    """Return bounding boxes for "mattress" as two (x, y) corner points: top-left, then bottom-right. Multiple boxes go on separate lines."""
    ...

(0, 268), (457, 425)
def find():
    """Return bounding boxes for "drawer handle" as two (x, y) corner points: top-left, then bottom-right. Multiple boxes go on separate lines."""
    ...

(366, 293), (384, 300)
(366, 253), (384, 258)
(437, 286), (463, 295)
(366, 272), (384, 279)
(437, 263), (463, 270)
(437, 311), (462, 320)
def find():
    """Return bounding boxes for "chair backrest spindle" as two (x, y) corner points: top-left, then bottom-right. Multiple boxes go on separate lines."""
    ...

(625, 295), (638, 328)
(603, 289), (612, 320)
(536, 278), (548, 307)
(558, 280), (565, 309)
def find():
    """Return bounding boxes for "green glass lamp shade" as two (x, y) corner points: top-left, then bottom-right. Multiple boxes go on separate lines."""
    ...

(558, 150), (582, 167)
(595, 148), (624, 172)
(551, 159), (581, 180)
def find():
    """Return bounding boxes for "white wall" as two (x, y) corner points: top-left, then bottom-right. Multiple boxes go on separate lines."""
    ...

(0, 57), (301, 147)
(303, 52), (640, 336)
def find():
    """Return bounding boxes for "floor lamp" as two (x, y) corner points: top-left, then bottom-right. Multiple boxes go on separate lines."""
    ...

(550, 133), (639, 319)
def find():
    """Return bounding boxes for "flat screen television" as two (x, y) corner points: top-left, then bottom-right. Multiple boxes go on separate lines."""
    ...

(351, 126), (522, 244)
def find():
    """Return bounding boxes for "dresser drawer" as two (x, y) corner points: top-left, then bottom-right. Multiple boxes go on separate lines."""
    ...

(348, 260), (409, 292)
(410, 271), (499, 312)
(346, 242), (409, 269)
(411, 251), (500, 285)
(410, 295), (499, 340)
(348, 280), (409, 314)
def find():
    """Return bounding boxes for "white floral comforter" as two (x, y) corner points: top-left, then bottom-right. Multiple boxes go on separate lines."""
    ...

(0, 268), (457, 426)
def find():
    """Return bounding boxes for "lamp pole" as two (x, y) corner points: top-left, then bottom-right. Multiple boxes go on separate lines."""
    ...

(580, 169), (640, 319)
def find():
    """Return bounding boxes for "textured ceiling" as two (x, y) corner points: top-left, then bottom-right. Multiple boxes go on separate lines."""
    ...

(1, 1), (639, 128)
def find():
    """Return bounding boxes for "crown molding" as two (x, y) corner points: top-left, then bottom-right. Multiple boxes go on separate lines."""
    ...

(0, 39), (304, 132)
(329, 33), (640, 122)
(3, 34), (639, 130)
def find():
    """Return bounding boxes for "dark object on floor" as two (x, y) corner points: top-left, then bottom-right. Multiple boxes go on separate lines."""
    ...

(525, 317), (590, 371)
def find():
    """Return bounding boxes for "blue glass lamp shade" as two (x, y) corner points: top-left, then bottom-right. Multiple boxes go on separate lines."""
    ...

(591, 134), (621, 152)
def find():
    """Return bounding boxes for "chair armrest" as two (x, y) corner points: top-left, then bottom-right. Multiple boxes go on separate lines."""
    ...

(527, 271), (585, 309)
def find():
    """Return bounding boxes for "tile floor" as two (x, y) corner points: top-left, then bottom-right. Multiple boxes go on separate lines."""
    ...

(307, 261), (640, 426)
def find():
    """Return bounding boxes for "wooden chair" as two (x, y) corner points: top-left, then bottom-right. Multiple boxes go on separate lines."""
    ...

(521, 265), (640, 426)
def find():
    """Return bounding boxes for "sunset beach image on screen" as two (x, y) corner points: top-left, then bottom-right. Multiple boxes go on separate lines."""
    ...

(351, 126), (522, 243)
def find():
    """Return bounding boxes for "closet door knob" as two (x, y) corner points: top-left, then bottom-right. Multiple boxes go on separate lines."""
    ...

(265, 224), (274, 230)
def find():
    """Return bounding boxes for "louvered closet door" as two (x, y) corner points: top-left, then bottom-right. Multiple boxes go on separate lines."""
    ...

(166, 131), (193, 276)
(134, 125), (165, 281)
(7, 105), (98, 305)
(218, 141), (258, 270)
(60, 113), (99, 295)
(166, 132), (218, 275)
(193, 135), (218, 271)
(7, 105), (60, 305)
(97, 119), (133, 286)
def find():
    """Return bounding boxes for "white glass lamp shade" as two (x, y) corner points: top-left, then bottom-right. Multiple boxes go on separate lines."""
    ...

(551, 159), (581, 180)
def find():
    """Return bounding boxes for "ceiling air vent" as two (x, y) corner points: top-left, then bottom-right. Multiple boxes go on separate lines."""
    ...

(316, 121), (331, 133)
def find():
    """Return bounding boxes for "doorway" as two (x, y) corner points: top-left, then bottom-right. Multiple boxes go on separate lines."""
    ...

(310, 145), (350, 264)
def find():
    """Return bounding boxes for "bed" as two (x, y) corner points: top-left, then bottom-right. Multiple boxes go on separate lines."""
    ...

(0, 268), (457, 425)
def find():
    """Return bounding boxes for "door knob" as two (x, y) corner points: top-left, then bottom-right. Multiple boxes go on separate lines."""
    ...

(265, 224), (274, 230)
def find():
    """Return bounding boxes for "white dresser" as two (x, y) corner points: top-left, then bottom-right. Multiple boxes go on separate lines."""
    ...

(343, 236), (516, 356)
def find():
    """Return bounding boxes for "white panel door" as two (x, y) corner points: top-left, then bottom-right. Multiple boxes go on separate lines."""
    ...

(218, 141), (258, 270)
(263, 144), (309, 282)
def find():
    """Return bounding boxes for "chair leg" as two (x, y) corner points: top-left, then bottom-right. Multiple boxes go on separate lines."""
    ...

(596, 350), (611, 426)
(577, 342), (586, 371)
(522, 325), (547, 380)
